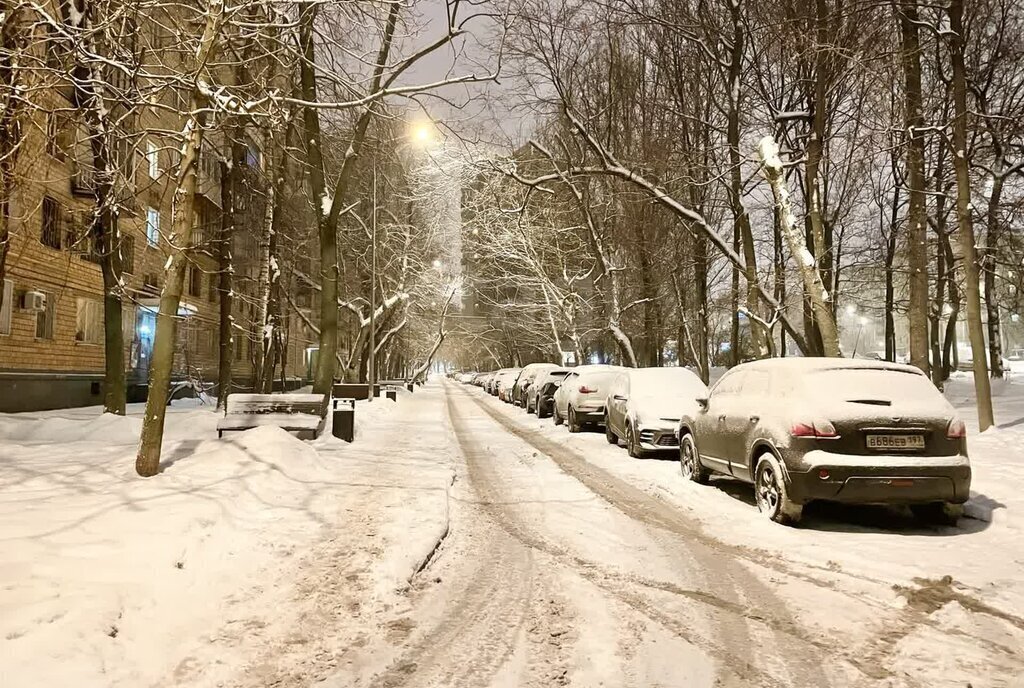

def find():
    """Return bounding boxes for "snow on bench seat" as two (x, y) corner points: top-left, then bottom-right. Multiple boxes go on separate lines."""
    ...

(217, 393), (326, 439)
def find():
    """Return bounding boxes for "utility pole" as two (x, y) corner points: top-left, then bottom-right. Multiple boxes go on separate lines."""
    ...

(368, 160), (377, 402)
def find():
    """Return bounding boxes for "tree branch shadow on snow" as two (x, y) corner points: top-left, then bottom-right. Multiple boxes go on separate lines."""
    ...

(704, 475), (997, 536)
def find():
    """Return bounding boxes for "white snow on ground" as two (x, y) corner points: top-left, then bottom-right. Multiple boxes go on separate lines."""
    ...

(0, 389), (453, 688)
(462, 376), (1024, 685)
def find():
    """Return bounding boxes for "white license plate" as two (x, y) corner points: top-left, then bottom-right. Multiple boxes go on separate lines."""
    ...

(866, 434), (925, 450)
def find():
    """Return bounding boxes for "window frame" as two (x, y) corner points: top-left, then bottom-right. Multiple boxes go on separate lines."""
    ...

(35, 291), (56, 340)
(146, 206), (160, 246)
(75, 297), (103, 345)
(0, 279), (13, 336)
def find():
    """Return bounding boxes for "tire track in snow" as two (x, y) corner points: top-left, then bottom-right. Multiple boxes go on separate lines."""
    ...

(451, 382), (855, 687)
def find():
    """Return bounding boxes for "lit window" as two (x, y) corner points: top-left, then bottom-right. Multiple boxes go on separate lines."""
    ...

(146, 141), (159, 178)
(146, 207), (160, 246)
(0, 279), (12, 335)
(75, 298), (102, 344)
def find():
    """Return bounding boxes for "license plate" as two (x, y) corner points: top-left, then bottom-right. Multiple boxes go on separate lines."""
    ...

(866, 434), (925, 450)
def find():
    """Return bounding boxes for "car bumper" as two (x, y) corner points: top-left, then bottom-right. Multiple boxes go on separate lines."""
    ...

(574, 405), (605, 424)
(785, 449), (972, 505)
(637, 426), (680, 451)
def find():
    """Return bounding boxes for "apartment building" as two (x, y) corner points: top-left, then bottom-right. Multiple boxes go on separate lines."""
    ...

(0, 9), (318, 412)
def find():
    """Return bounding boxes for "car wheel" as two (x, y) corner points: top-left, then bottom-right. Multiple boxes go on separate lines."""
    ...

(568, 407), (581, 433)
(626, 424), (643, 458)
(553, 405), (564, 426)
(538, 401), (549, 419)
(605, 417), (618, 444)
(910, 502), (963, 526)
(754, 453), (802, 525)
(679, 434), (708, 484)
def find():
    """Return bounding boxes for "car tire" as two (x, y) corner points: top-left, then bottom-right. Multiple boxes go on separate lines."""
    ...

(911, 502), (963, 526)
(568, 407), (581, 433)
(538, 402), (549, 419)
(754, 453), (802, 525)
(605, 417), (618, 444)
(626, 424), (643, 458)
(679, 434), (709, 484)
(553, 405), (564, 426)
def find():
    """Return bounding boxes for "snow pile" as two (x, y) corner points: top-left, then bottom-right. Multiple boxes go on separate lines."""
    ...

(0, 385), (453, 687)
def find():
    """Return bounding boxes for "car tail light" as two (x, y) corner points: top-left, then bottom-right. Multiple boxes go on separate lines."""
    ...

(791, 419), (839, 439)
(947, 418), (967, 439)
(579, 385), (597, 394)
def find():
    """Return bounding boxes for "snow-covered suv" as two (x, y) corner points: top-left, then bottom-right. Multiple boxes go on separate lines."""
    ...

(677, 358), (971, 526)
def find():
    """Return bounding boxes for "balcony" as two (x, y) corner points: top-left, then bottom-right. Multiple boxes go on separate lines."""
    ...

(71, 163), (96, 197)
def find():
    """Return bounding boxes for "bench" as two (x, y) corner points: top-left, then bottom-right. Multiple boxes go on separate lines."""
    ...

(216, 393), (326, 439)
(331, 383), (381, 401)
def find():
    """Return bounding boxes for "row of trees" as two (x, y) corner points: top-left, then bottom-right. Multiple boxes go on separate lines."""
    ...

(453, 0), (1024, 432)
(1, 0), (496, 475)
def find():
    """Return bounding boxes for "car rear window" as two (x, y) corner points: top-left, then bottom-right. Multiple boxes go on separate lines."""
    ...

(807, 368), (937, 403)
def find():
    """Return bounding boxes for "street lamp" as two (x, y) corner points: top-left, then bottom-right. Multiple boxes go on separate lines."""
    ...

(369, 120), (440, 397)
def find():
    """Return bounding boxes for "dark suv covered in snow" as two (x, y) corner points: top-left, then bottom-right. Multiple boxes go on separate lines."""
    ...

(676, 358), (971, 526)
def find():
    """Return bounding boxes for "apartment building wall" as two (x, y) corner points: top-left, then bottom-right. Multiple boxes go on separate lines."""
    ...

(0, 85), (317, 413)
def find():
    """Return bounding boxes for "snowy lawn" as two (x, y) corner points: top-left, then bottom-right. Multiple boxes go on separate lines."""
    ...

(0, 388), (454, 687)
(468, 376), (1024, 626)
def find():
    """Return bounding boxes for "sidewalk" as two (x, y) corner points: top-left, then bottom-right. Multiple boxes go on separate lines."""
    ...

(0, 384), (455, 687)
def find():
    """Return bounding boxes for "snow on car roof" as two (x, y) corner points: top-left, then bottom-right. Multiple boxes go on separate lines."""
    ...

(736, 356), (924, 376)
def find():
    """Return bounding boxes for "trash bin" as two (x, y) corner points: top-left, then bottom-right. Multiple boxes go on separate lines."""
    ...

(332, 398), (355, 442)
(386, 387), (397, 402)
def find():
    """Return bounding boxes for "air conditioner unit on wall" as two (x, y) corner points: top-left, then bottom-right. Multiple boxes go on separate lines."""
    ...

(21, 290), (46, 312)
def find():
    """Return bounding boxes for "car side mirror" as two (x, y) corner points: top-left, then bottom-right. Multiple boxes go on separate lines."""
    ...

(696, 397), (709, 411)
(613, 394), (627, 402)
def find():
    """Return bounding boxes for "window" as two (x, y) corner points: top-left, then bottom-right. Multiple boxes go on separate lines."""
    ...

(35, 292), (55, 340)
(244, 141), (262, 169)
(188, 266), (202, 297)
(75, 298), (102, 344)
(121, 234), (135, 274)
(208, 272), (218, 302)
(146, 141), (160, 178)
(143, 273), (159, 295)
(146, 207), (160, 246)
(0, 279), (12, 335)
(235, 333), (244, 360)
(46, 112), (70, 160)
(41, 197), (61, 249)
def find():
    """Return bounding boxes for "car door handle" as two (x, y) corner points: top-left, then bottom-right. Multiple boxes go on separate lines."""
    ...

(749, 416), (759, 424)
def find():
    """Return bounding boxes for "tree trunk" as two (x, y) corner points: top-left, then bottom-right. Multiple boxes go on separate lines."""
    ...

(216, 145), (239, 409)
(759, 136), (840, 356)
(804, 0), (836, 357)
(896, 0), (931, 375)
(136, 1), (222, 477)
(948, 0), (994, 431)
(303, 1), (401, 396)
(983, 173), (1005, 378)
(70, 0), (125, 414)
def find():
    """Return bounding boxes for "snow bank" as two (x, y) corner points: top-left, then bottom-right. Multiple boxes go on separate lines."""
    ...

(0, 385), (453, 687)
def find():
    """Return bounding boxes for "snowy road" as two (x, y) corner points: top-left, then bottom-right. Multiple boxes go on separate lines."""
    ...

(329, 380), (1024, 688)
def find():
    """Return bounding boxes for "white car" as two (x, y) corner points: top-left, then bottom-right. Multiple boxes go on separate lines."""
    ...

(553, 365), (623, 432)
(604, 367), (708, 457)
(496, 368), (522, 402)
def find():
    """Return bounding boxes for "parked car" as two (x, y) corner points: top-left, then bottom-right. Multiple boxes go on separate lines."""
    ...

(605, 367), (708, 458)
(496, 368), (522, 402)
(512, 363), (560, 407)
(486, 369), (509, 395)
(676, 358), (971, 526)
(534, 374), (567, 418)
(527, 368), (570, 414)
(553, 365), (622, 432)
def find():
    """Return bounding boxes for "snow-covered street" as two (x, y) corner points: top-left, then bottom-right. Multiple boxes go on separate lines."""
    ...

(3, 379), (1024, 687)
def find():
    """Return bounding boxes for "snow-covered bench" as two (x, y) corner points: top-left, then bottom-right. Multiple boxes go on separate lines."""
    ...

(216, 393), (326, 439)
